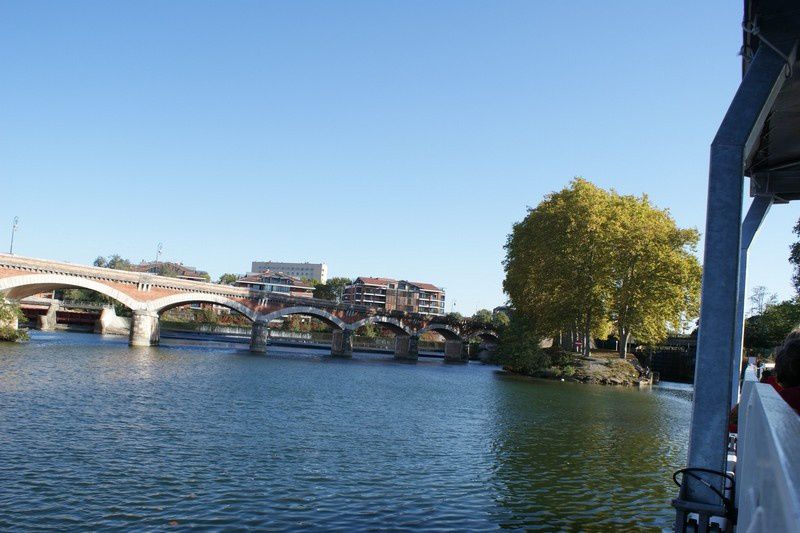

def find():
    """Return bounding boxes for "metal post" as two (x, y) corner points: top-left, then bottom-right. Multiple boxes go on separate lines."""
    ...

(731, 196), (773, 408)
(9, 216), (18, 254)
(674, 45), (790, 528)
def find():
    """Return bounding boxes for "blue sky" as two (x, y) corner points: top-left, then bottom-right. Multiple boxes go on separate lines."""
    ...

(1, 1), (797, 314)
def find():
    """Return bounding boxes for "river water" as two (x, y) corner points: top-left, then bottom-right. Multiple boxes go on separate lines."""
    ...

(0, 332), (692, 531)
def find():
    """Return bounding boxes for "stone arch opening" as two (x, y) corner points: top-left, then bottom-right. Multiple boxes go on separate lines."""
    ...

(258, 306), (346, 331)
(0, 273), (142, 311)
(467, 329), (500, 343)
(417, 324), (462, 342)
(347, 316), (412, 336)
(149, 293), (258, 323)
(0, 273), (143, 335)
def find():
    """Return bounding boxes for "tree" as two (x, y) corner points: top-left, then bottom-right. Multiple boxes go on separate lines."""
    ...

(745, 298), (800, 356)
(0, 299), (28, 342)
(748, 285), (778, 317)
(218, 273), (239, 285)
(495, 314), (549, 374)
(313, 277), (352, 301)
(446, 311), (464, 322)
(503, 178), (701, 358)
(790, 218), (800, 294)
(607, 193), (701, 357)
(504, 179), (616, 357)
(94, 254), (132, 270)
(472, 309), (493, 324)
(492, 310), (511, 330)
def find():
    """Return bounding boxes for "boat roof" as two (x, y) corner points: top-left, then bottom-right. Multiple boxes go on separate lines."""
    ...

(744, 0), (800, 201)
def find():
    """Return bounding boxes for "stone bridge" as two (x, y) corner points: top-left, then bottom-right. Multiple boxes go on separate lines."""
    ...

(0, 254), (499, 362)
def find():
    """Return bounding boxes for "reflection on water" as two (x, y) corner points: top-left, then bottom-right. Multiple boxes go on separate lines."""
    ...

(0, 332), (690, 530)
(488, 375), (690, 530)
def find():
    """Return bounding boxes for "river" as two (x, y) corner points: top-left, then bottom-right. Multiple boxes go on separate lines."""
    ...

(0, 331), (691, 531)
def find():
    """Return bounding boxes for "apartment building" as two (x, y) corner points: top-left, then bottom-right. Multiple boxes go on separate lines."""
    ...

(342, 277), (445, 315)
(234, 270), (314, 298)
(250, 261), (328, 284)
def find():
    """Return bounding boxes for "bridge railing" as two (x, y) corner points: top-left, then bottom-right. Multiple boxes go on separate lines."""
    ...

(735, 366), (800, 531)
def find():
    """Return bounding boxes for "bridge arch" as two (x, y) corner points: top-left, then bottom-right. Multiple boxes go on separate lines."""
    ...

(466, 329), (500, 343)
(258, 306), (346, 330)
(347, 316), (412, 336)
(148, 293), (258, 322)
(417, 323), (462, 341)
(0, 273), (142, 311)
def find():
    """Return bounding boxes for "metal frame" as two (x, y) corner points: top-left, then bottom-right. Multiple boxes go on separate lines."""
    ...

(731, 195), (773, 409)
(674, 45), (793, 530)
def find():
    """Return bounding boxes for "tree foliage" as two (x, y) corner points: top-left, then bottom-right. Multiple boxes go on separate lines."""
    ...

(94, 254), (132, 270)
(0, 299), (28, 342)
(503, 178), (701, 358)
(218, 273), (239, 285)
(606, 192), (701, 355)
(495, 314), (549, 373)
(313, 277), (352, 301)
(790, 218), (800, 294)
(472, 309), (493, 324)
(745, 298), (800, 357)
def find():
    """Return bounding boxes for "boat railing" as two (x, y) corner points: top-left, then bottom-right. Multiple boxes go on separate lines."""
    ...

(735, 365), (800, 531)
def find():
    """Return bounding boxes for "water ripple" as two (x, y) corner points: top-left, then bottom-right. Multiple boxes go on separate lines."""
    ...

(0, 332), (690, 530)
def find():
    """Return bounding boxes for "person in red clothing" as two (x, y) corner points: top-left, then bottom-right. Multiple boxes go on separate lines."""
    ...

(760, 368), (783, 392)
(775, 337), (800, 415)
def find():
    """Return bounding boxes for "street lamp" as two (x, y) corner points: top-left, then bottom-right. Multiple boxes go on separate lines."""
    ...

(155, 242), (163, 263)
(9, 216), (19, 254)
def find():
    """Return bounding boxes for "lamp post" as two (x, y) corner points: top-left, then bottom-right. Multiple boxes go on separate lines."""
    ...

(9, 216), (19, 254)
(155, 242), (163, 263)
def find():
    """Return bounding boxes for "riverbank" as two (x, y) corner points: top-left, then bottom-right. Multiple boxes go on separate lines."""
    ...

(506, 349), (647, 386)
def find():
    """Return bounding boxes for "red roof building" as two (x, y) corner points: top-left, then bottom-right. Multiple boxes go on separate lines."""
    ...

(342, 277), (445, 315)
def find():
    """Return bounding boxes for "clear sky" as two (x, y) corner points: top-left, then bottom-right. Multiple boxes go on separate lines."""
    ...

(1, 1), (797, 314)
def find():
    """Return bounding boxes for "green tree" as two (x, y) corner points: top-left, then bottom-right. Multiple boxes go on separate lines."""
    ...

(504, 178), (615, 357)
(607, 193), (701, 357)
(356, 323), (381, 338)
(495, 314), (549, 373)
(94, 254), (132, 270)
(492, 310), (511, 330)
(446, 311), (464, 321)
(790, 218), (800, 294)
(504, 178), (701, 358)
(313, 277), (352, 301)
(218, 273), (239, 285)
(0, 299), (28, 342)
(472, 309), (493, 324)
(745, 298), (800, 356)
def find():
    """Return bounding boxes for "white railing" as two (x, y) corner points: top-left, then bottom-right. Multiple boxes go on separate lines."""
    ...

(735, 366), (800, 531)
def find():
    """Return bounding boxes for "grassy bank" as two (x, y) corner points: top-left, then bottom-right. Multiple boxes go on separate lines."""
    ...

(502, 348), (645, 386)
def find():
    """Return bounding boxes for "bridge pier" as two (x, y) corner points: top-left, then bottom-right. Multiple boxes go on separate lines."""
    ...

(129, 310), (160, 347)
(444, 340), (467, 363)
(250, 320), (269, 353)
(394, 334), (419, 361)
(37, 302), (58, 331)
(331, 329), (353, 358)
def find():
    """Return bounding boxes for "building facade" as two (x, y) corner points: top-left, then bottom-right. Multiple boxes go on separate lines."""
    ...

(342, 277), (445, 315)
(234, 271), (314, 298)
(250, 261), (328, 284)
